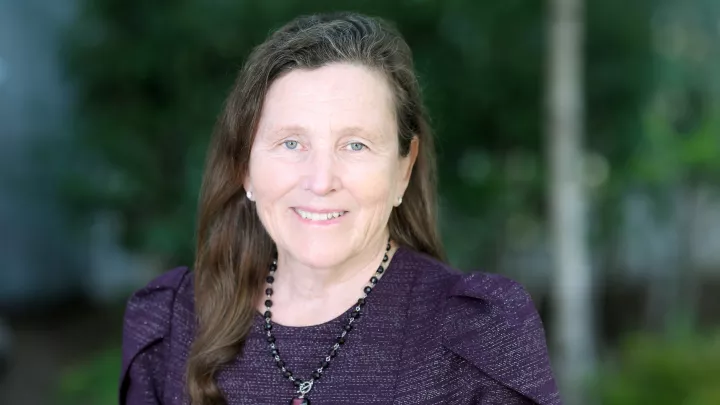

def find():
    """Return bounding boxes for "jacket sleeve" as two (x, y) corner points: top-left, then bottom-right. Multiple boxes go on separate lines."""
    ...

(442, 272), (563, 405)
(119, 267), (190, 405)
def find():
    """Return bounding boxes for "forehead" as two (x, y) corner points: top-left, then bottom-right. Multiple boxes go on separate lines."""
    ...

(259, 63), (396, 135)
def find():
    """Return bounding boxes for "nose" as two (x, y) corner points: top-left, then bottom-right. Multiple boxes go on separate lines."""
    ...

(303, 150), (340, 196)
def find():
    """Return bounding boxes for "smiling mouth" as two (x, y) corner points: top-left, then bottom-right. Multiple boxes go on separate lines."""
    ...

(292, 208), (347, 221)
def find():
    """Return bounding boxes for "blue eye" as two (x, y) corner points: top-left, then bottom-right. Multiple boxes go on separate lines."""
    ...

(283, 140), (299, 150)
(348, 142), (366, 151)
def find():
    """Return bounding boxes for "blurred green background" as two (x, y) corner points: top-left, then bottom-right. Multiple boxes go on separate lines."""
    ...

(1, 0), (719, 404)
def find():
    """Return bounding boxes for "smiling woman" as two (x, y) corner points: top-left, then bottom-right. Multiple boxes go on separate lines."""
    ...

(120, 11), (561, 405)
(246, 64), (412, 271)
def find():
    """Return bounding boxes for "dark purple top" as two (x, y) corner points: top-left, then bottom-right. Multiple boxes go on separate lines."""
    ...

(120, 246), (562, 404)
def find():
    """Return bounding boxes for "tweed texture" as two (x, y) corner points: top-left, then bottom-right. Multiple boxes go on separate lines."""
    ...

(120, 247), (562, 404)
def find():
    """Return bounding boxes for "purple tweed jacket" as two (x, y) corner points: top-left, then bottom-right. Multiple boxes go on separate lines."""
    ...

(120, 246), (562, 404)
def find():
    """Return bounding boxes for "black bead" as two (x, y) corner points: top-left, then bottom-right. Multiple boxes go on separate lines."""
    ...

(270, 263), (277, 271)
(386, 243), (391, 250)
(265, 288), (273, 296)
(266, 275), (275, 283)
(294, 379), (302, 387)
(276, 360), (284, 368)
(376, 266), (384, 274)
(383, 254), (389, 262)
(363, 286), (372, 294)
(264, 323), (272, 330)
(337, 336), (345, 344)
(344, 323), (353, 332)
(330, 349), (338, 358)
(271, 348), (280, 356)
(267, 336), (276, 343)
(264, 310), (272, 318)
(265, 299), (273, 307)
(321, 360), (329, 368)
(357, 298), (366, 305)
(370, 276), (378, 284)
(312, 371), (321, 380)
(284, 370), (292, 378)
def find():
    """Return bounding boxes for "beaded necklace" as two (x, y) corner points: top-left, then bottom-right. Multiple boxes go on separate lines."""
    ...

(262, 240), (392, 404)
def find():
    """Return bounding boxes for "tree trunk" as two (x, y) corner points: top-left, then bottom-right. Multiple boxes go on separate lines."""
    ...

(546, 0), (595, 403)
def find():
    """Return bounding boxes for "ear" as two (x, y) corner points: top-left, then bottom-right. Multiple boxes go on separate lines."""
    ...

(242, 169), (254, 200)
(398, 136), (419, 195)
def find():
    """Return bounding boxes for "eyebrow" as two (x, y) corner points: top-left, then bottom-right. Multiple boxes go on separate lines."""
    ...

(337, 126), (374, 138)
(272, 125), (307, 136)
(272, 125), (379, 139)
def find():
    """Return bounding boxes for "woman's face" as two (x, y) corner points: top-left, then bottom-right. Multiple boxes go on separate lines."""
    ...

(246, 63), (417, 269)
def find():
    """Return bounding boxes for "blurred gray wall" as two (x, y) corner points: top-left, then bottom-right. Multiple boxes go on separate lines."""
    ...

(0, 1), (163, 309)
(0, 0), (83, 308)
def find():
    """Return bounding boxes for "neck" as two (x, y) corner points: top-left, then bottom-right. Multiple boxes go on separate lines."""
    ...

(278, 235), (390, 297)
(266, 234), (395, 326)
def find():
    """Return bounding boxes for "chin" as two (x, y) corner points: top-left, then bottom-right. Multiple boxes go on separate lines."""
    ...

(290, 243), (350, 269)
(302, 252), (348, 269)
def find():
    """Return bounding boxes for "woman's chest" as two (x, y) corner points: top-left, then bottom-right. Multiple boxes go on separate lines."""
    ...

(215, 325), (406, 405)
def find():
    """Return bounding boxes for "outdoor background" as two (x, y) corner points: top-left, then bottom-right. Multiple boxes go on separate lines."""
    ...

(1, 0), (719, 404)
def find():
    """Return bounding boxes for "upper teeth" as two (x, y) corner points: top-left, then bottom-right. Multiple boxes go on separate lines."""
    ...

(295, 209), (345, 221)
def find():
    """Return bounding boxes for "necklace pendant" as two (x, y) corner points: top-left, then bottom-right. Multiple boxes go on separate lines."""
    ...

(289, 398), (310, 405)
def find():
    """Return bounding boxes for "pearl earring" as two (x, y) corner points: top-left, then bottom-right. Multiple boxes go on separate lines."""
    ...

(246, 190), (253, 200)
(396, 196), (403, 206)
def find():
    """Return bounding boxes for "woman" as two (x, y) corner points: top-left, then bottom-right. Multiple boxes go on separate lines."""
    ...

(121, 12), (561, 405)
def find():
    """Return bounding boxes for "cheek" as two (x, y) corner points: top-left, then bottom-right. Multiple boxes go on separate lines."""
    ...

(249, 155), (295, 200)
(344, 161), (399, 205)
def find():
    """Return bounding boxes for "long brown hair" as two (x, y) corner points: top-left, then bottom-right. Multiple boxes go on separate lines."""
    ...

(188, 12), (445, 404)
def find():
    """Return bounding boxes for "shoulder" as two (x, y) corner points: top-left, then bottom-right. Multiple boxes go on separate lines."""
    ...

(122, 266), (193, 344)
(399, 248), (561, 404)
(120, 267), (194, 383)
(397, 247), (531, 308)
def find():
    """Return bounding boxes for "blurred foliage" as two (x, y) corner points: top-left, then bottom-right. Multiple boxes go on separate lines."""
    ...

(635, 100), (720, 188)
(596, 331), (720, 405)
(629, 0), (720, 192)
(56, 347), (120, 405)
(54, 0), (720, 402)
(60, 0), (654, 266)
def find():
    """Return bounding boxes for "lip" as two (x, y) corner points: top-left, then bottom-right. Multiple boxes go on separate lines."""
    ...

(293, 206), (347, 214)
(292, 207), (348, 225)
